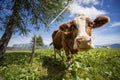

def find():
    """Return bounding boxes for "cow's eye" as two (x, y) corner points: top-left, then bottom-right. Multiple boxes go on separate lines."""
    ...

(88, 22), (91, 27)
(64, 25), (68, 29)
(71, 24), (77, 29)
(88, 22), (94, 27)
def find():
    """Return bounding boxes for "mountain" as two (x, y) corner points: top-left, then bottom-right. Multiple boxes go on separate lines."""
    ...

(108, 44), (120, 48)
(95, 43), (120, 48)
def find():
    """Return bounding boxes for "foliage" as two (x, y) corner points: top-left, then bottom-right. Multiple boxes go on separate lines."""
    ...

(64, 48), (120, 80)
(31, 35), (44, 47)
(0, 48), (120, 80)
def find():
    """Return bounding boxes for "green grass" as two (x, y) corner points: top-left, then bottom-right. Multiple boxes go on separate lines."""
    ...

(0, 48), (120, 80)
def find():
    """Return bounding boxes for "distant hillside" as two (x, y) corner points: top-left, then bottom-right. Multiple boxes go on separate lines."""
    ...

(108, 44), (120, 48)
(95, 43), (120, 48)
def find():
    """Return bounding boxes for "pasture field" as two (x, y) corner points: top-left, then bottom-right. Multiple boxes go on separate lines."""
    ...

(0, 48), (120, 80)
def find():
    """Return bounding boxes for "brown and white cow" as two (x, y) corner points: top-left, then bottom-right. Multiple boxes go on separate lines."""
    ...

(51, 14), (110, 62)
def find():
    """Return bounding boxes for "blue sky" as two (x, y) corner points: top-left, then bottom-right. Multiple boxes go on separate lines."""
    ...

(1, 0), (120, 47)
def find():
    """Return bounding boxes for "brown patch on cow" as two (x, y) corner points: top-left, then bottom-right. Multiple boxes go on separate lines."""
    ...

(85, 18), (94, 36)
(85, 26), (92, 36)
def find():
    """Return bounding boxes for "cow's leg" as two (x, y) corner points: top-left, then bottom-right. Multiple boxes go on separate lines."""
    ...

(64, 48), (72, 64)
(59, 49), (62, 57)
(67, 51), (72, 64)
(54, 48), (57, 60)
(54, 48), (64, 61)
(58, 49), (62, 60)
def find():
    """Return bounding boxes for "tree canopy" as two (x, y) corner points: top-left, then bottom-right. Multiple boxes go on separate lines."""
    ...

(31, 35), (44, 47)
(0, 0), (72, 35)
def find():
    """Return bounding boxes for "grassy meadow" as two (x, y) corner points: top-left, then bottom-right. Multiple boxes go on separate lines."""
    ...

(0, 48), (120, 80)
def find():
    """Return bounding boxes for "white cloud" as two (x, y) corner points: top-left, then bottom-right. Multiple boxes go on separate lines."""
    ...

(110, 22), (120, 27)
(79, 0), (99, 5)
(69, 0), (107, 19)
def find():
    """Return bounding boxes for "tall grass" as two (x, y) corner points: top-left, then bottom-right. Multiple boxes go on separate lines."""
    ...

(0, 48), (120, 80)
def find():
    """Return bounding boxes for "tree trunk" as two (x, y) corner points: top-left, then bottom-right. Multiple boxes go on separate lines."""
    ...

(29, 35), (36, 64)
(0, 0), (21, 57)
(0, 24), (16, 57)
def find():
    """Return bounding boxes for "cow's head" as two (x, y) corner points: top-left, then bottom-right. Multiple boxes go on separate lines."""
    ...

(73, 14), (110, 50)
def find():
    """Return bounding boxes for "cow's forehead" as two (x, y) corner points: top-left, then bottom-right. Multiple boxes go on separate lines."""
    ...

(73, 13), (92, 37)
(75, 14), (89, 20)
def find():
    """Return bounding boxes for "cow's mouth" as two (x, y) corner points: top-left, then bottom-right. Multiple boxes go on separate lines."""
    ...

(77, 42), (94, 51)
(78, 48), (93, 51)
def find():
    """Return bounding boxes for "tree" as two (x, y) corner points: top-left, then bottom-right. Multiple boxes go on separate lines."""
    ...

(29, 35), (36, 64)
(0, 0), (72, 57)
(31, 35), (44, 47)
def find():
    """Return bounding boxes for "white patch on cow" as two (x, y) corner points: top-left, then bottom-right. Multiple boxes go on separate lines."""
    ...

(73, 14), (92, 49)
(75, 15), (90, 38)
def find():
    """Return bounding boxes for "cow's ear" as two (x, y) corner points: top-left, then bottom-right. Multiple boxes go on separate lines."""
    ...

(69, 20), (77, 30)
(59, 23), (68, 32)
(93, 16), (110, 28)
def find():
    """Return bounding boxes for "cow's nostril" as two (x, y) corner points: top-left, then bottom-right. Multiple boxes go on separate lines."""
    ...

(76, 38), (81, 44)
(87, 38), (91, 42)
(87, 39), (92, 45)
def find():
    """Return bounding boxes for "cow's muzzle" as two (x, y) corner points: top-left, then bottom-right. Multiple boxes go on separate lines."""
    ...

(74, 36), (94, 50)
(76, 37), (91, 45)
